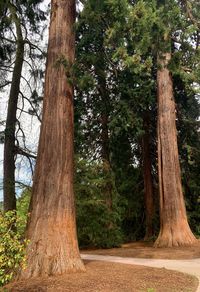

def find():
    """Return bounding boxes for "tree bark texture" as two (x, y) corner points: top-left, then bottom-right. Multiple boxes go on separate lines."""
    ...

(20, 0), (85, 279)
(154, 51), (197, 247)
(3, 4), (24, 212)
(142, 112), (154, 240)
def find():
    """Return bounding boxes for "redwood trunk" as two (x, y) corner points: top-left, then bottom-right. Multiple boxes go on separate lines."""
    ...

(100, 74), (112, 210)
(3, 5), (24, 212)
(142, 112), (154, 240)
(154, 51), (197, 247)
(20, 0), (85, 279)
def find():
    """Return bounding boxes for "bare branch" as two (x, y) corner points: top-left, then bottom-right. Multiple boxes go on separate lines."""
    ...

(15, 146), (37, 159)
(19, 91), (42, 122)
(0, 81), (11, 89)
(2, 36), (16, 44)
(17, 91), (25, 120)
(25, 39), (46, 56)
(16, 119), (26, 149)
(15, 181), (32, 191)
(21, 75), (34, 93)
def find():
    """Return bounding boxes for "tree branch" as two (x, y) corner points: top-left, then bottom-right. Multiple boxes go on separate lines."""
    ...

(181, 0), (200, 29)
(0, 81), (11, 89)
(15, 146), (37, 159)
(19, 91), (42, 122)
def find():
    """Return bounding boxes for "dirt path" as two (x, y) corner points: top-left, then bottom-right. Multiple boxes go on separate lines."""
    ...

(81, 254), (200, 292)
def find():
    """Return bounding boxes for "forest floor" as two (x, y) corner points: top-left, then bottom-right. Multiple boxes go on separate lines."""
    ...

(5, 241), (200, 292)
(5, 260), (198, 292)
(82, 240), (200, 260)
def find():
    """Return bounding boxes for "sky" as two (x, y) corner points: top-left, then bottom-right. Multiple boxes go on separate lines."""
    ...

(0, 75), (43, 200)
(0, 0), (50, 201)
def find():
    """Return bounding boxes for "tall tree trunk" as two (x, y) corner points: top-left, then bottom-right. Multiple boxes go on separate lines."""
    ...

(19, 0), (85, 279)
(96, 55), (113, 210)
(3, 4), (24, 212)
(101, 112), (113, 210)
(99, 77), (112, 210)
(142, 112), (154, 240)
(154, 51), (197, 247)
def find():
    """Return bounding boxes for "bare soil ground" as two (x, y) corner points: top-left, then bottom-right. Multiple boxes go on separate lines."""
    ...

(82, 240), (200, 260)
(5, 260), (198, 292)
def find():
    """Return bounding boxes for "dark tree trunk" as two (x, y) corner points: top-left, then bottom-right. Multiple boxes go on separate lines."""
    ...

(19, 0), (85, 279)
(101, 114), (110, 164)
(154, 51), (197, 247)
(142, 112), (154, 240)
(96, 53), (113, 210)
(99, 81), (112, 210)
(101, 112), (113, 210)
(3, 4), (24, 212)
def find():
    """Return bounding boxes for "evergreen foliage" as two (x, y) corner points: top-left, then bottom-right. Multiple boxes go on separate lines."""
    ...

(75, 158), (124, 248)
(74, 0), (200, 240)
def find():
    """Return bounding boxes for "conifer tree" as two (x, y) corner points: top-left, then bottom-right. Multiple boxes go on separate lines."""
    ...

(154, 0), (198, 247)
(104, 0), (198, 245)
(2, 0), (46, 212)
(20, 0), (85, 278)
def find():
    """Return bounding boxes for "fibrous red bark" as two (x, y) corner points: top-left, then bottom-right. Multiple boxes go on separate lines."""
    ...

(19, 0), (85, 279)
(155, 51), (197, 247)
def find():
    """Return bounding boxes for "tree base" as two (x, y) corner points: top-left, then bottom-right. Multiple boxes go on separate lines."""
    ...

(19, 257), (85, 280)
(154, 225), (198, 248)
(143, 230), (154, 242)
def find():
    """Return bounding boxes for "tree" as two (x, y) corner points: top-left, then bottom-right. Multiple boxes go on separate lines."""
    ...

(76, 0), (157, 242)
(103, 0), (198, 245)
(2, 0), (46, 212)
(3, 2), (24, 212)
(142, 111), (155, 240)
(154, 0), (198, 247)
(75, 0), (124, 246)
(155, 40), (197, 247)
(19, 0), (85, 279)
(175, 75), (200, 237)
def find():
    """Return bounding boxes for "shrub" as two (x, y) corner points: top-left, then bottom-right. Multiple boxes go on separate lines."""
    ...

(0, 211), (28, 286)
(16, 188), (31, 236)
